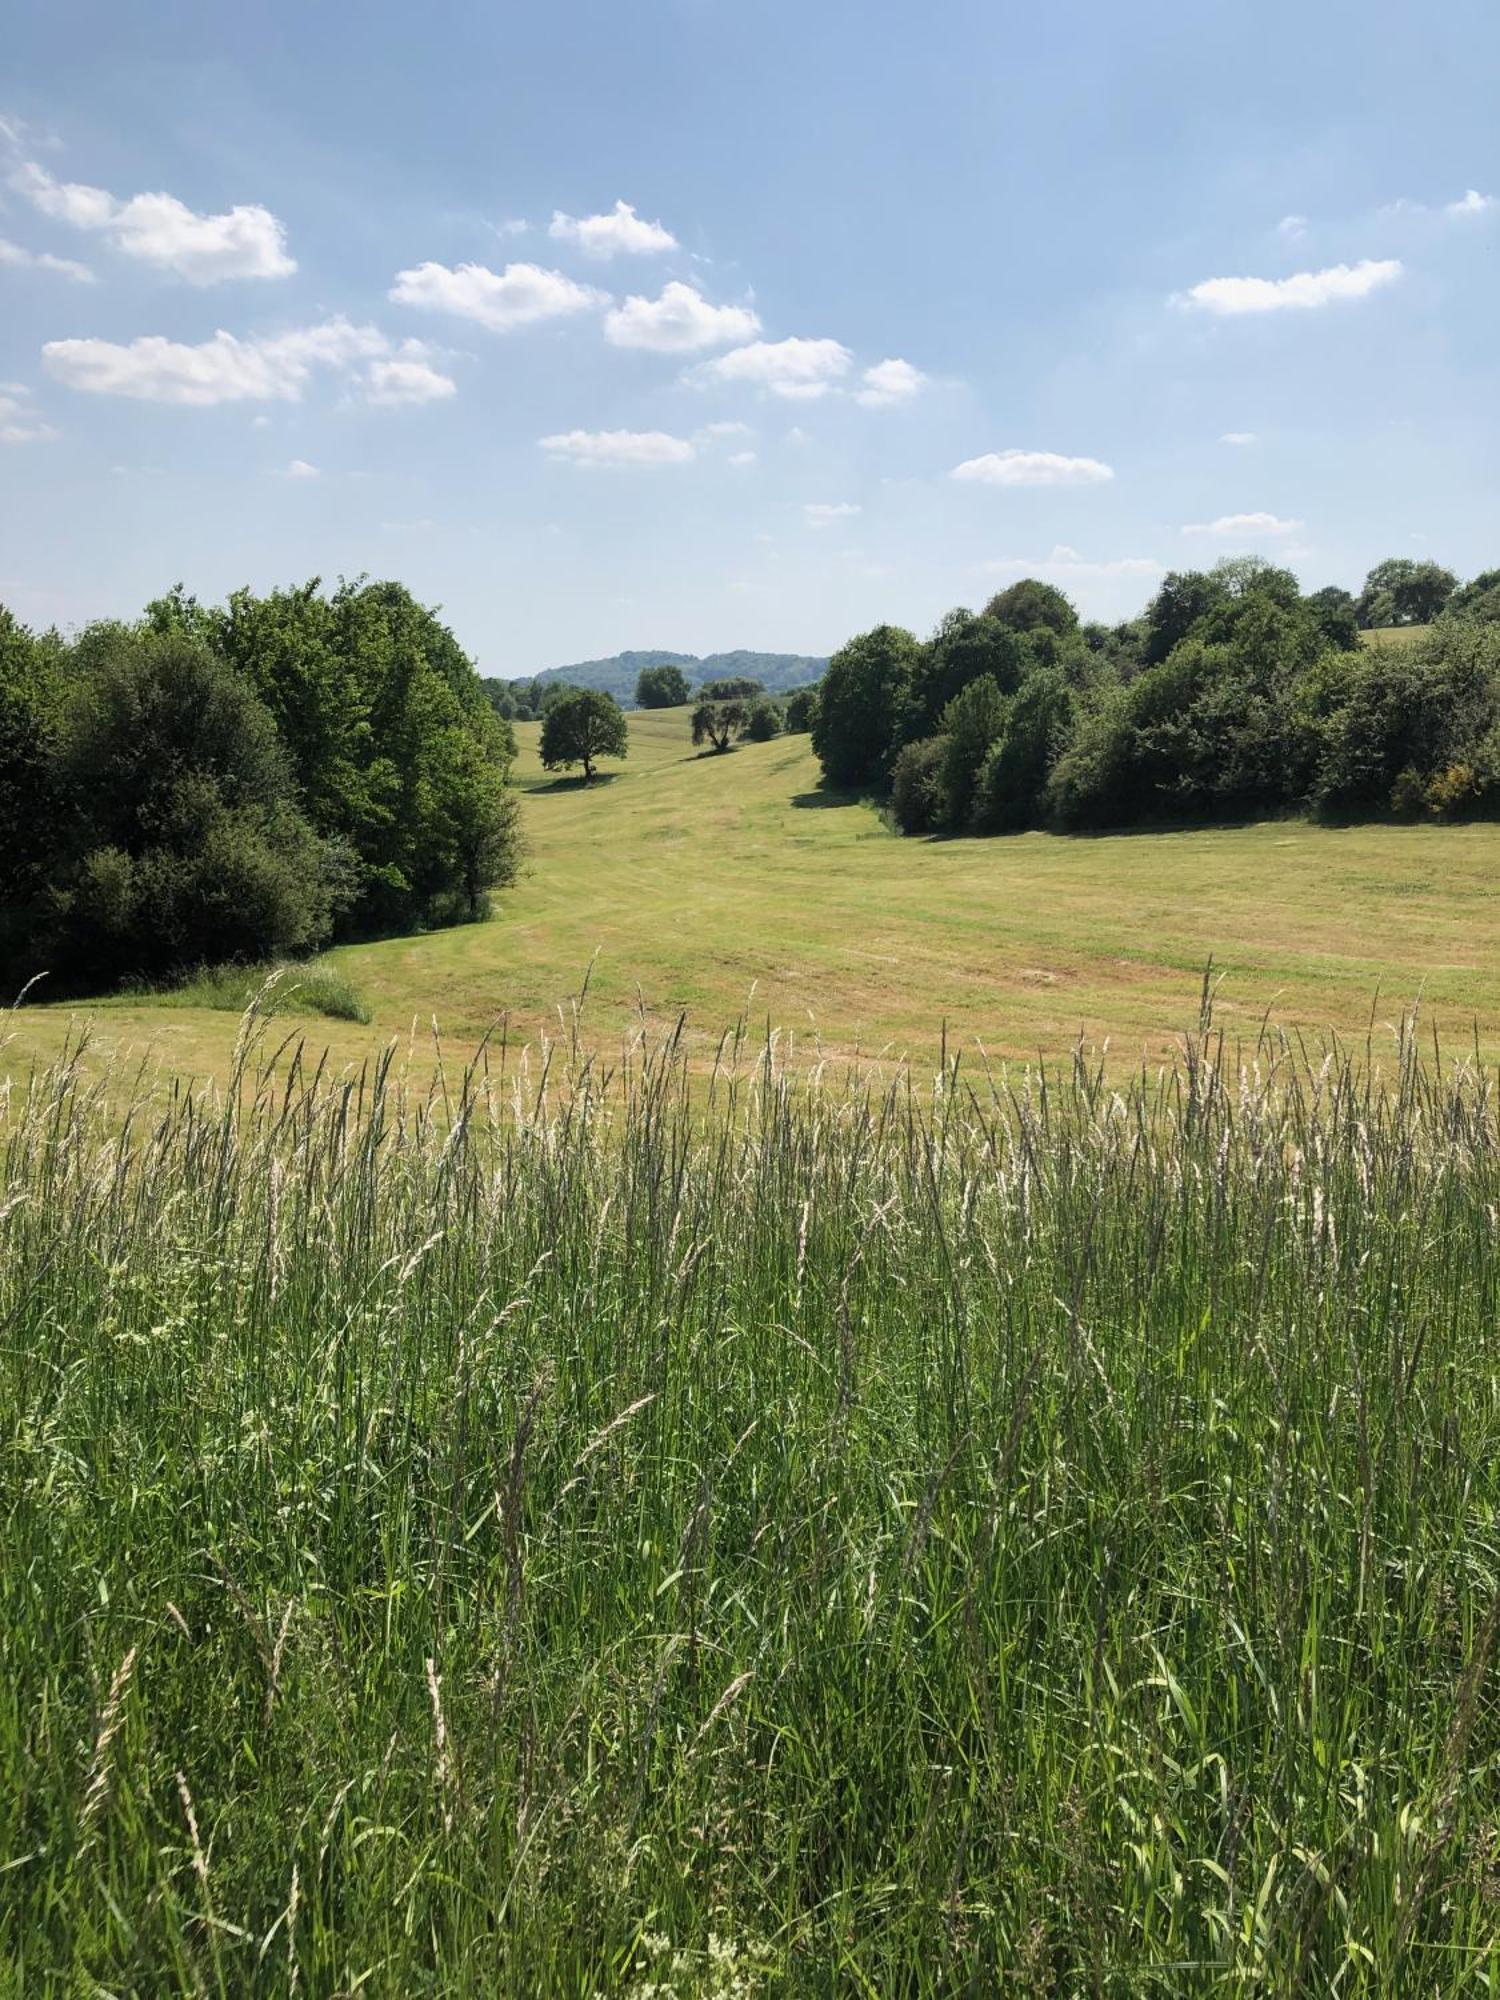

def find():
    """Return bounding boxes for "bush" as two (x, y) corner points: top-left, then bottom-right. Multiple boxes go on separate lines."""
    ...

(889, 735), (949, 834)
(973, 668), (1075, 833)
(939, 674), (1008, 830)
(783, 686), (818, 733)
(42, 627), (346, 987)
(742, 697), (783, 742)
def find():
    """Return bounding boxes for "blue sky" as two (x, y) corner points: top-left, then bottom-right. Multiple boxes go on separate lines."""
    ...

(2, 0), (1497, 675)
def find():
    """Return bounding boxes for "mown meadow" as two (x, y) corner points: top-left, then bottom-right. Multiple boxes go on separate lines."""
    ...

(2, 999), (1498, 1993)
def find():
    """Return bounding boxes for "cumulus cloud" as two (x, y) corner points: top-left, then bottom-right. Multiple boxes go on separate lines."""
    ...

(695, 336), (852, 400)
(0, 236), (94, 281)
(539, 427), (697, 467)
(804, 501), (861, 527)
(43, 315), (388, 404)
(1181, 259), (1401, 314)
(853, 356), (927, 407)
(604, 279), (759, 352)
(0, 384), (58, 443)
(389, 258), (606, 331)
(1219, 431), (1257, 445)
(951, 449), (1114, 487)
(366, 352), (457, 405)
(1181, 511), (1302, 537)
(981, 545), (1162, 581)
(548, 200), (677, 258)
(1446, 188), (1497, 217)
(285, 458), (319, 479)
(10, 159), (295, 283)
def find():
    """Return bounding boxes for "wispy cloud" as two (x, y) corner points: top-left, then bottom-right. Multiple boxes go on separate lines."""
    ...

(981, 545), (1162, 581)
(0, 235), (94, 281)
(1181, 511), (1302, 537)
(951, 449), (1114, 487)
(1219, 431), (1257, 446)
(539, 427), (697, 467)
(1180, 259), (1401, 315)
(804, 501), (861, 527)
(0, 384), (59, 443)
(43, 317), (390, 404)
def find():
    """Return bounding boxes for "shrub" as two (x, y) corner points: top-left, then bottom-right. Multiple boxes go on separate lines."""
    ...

(742, 698), (783, 742)
(635, 663), (691, 707)
(783, 686), (818, 733)
(889, 735), (949, 834)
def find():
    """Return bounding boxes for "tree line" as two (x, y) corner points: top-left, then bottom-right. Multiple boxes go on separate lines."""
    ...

(1, 579), (521, 998)
(807, 557), (1500, 836)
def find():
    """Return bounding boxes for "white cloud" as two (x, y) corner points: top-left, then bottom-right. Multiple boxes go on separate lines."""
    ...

(0, 386), (59, 444)
(43, 315), (387, 404)
(493, 217), (530, 238)
(366, 352), (457, 405)
(604, 279), (759, 352)
(539, 427), (697, 467)
(728, 450), (756, 466)
(1219, 431), (1257, 445)
(1181, 258), (1401, 315)
(548, 200), (677, 258)
(285, 458), (319, 479)
(696, 336), (852, 399)
(389, 258), (606, 331)
(1381, 189), (1496, 220)
(853, 356), (927, 407)
(0, 236), (94, 281)
(951, 449), (1114, 487)
(981, 545), (1162, 581)
(1277, 214), (1309, 241)
(804, 501), (861, 527)
(1181, 511), (1302, 537)
(695, 419), (753, 440)
(11, 160), (295, 282)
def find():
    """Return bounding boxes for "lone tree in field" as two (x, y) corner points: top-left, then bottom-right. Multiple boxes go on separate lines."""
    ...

(540, 687), (628, 783)
(634, 663), (691, 708)
(691, 696), (748, 753)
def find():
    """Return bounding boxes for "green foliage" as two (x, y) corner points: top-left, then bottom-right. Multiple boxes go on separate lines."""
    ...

(0, 609), (67, 962)
(691, 696), (748, 752)
(939, 672), (1008, 830)
(634, 662), (691, 707)
(1449, 567), (1500, 624)
(888, 734), (949, 833)
(982, 576), (1079, 636)
(4, 1023), (1500, 1991)
(1307, 584), (1361, 651)
(782, 685), (819, 733)
(153, 960), (372, 1022)
(741, 696), (783, 742)
(698, 675), (764, 701)
(1357, 557), (1458, 628)
(41, 626), (345, 987)
(539, 687), (628, 783)
(1308, 620), (1500, 817)
(904, 608), (1025, 737)
(811, 623), (920, 787)
(973, 667), (1075, 832)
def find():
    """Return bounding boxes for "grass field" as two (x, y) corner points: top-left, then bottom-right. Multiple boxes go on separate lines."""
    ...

(7, 703), (1500, 1090)
(3, 1010), (1499, 1992)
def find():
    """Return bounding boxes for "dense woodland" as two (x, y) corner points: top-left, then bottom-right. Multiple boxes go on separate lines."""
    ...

(809, 556), (1500, 835)
(0, 579), (520, 997)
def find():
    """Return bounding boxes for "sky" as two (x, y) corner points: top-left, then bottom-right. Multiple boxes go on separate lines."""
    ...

(1, 0), (1498, 677)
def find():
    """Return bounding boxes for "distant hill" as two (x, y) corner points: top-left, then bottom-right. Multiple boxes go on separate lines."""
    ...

(516, 649), (828, 701)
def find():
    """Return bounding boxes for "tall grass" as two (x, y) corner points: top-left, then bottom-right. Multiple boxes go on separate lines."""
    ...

(1, 1001), (1498, 1994)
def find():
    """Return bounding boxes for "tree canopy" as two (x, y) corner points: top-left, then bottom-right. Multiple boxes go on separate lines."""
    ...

(540, 687), (629, 782)
(635, 663), (691, 707)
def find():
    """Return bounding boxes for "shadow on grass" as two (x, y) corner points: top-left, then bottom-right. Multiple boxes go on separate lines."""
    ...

(790, 786), (862, 810)
(524, 771), (625, 795)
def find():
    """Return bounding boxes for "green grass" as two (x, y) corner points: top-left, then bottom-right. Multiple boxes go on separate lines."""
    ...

(133, 961), (372, 1024)
(8, 705), (1500, 1091)
(2, 1013), (1498, 1992)
(1360, 623), (1434, 650)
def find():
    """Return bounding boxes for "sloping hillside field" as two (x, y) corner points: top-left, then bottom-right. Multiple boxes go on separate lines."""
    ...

(7, 706), (1500, 1089)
